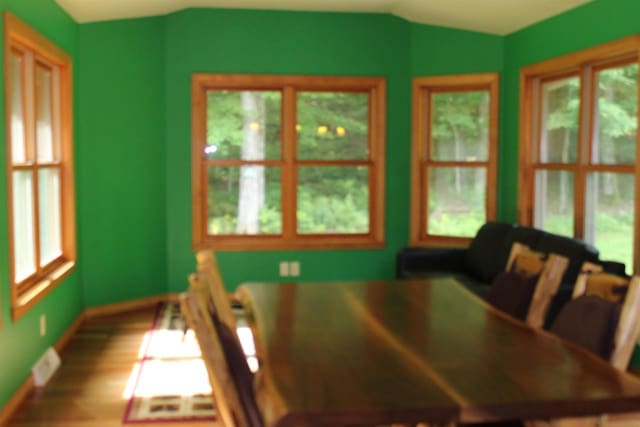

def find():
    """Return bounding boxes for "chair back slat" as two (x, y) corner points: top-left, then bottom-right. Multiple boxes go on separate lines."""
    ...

(494, 242), (568, 329)
(525, 252), (568, 329)
(196, 250), (238, 331)
(557, 263), (640, 371)
(181, 287), (259, 427)
(610, 276), (640, 370)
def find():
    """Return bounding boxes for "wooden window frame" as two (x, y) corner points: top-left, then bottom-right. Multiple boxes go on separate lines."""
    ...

(519, 35), (640, 273)
(191, 74), (386, 251)
(4, 12), (76, 320)
(410, 73), (499, 246)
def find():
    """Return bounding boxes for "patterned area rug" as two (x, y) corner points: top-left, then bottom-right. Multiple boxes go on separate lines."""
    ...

(122, 303), (217, 423)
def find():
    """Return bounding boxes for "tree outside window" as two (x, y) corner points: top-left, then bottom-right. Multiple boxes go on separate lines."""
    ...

(191, 74), (386, 250)
(520, 37), (639, 272)
(410, 73), (499, 246)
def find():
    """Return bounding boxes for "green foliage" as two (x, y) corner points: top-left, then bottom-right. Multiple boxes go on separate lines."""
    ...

(428, 211), (484, 238)
(206, 89), (372, 235)
(207, 90), (281, 160)
(297, 174), (369, 233)
(431, 91), (489, 161)
(543, 64), (638, 163)
(297, 92), (369, 160)
(540, 211), (633, 272)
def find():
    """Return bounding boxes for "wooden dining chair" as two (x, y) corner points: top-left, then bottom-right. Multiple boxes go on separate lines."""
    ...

(180, 282), (263, 427)
(485, 242), (569, 329)
(554, 263), (640, 370)
(524, 264), (640, 427)
(195, 250), (238, 331)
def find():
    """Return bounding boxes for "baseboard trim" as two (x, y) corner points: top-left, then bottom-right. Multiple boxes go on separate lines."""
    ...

(0, 293), (180, 425)
(54, 312), (86, 354)
(0, 375), (33, 426)
(84, 293), (180, 319)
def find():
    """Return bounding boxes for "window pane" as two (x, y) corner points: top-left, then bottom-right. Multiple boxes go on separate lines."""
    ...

(13, 170), (36, 282)
(540, 77), (579, 163)
(534, 170), (574, 236)
(427, 167), (486, 237)
(592, 64), (638, 165)
(297, 166), (369, 234)
(10, 53), (26, 164)
(585, 172), (634, 270)
(36, 64), (55, 163)
(430, 91), (489, 161)
(297, 92), (369, 160)
(38, 168), (62, 265)
(207, 166), (281, 235)
(206, 90), (281, 160)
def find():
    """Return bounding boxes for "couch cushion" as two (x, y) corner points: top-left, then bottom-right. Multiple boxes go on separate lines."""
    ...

(535, 232), (599, 285)
(549, 295), (620, 360)
(485, 271), (539, 322)
(464, 222), (516, 283)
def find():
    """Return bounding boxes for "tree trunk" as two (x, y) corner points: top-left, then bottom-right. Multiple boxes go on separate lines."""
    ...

(236, 91), (265, 234)
(601, 84), (617, 197)
(559, 128), (570, 214)
(451, 124), (462, 193)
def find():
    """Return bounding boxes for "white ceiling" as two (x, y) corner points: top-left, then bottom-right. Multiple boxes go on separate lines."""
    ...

(55, 0), (591, 35)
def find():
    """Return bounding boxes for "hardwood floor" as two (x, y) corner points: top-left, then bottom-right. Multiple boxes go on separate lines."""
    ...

(5, 306), (218, 427)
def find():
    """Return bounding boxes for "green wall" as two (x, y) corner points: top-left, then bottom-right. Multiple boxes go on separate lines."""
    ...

(77, 17), (167, 307)
(411, 24), (504, 75)
(0, 0), (83, 412)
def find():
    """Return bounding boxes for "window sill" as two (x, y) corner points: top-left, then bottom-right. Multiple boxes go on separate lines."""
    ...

(193, 236), (385, 251)
(409, 236), (472, 247)
(13, 261), (75, 321)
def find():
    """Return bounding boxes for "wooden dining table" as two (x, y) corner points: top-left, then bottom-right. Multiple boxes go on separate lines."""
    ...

(235, 278), (640, 427)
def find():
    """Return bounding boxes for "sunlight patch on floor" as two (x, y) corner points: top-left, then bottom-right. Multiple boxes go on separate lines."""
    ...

(123, 325), (208, 400)
(123, 304), (260, 401)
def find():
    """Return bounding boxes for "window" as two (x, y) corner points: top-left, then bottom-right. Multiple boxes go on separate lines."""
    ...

(410, 73), (499, 245)
(520, 36), (639, 272)
(5, 12), (76, 319)
(191, 74), (385, 250)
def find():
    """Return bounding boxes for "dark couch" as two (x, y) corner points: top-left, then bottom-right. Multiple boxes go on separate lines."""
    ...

(396, 222), (625, 327)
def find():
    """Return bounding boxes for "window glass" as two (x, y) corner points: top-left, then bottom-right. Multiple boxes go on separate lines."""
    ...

(193, 75), (385, 249)
(427, 167), (486, 237)
(540, 77), (580, 164)
(206, 90), (281, 161)
(521, 38), (640, 272)
(586, 172), (634, 268)
(10, 52), (26, 164)
(411, 73), (498, 245)
(13, 170), (36, 282)
(430, 91), (489, 162)
(207, 166), (282, 235)
(593, 64), (638, 165)
(297, 92), (369, 160)
(534, 170), (574, 237)
(297, 166), (369, 234)
(5, 13), (76, 319)
(36, 63), (55, 163)
(38, 168), (62, 265)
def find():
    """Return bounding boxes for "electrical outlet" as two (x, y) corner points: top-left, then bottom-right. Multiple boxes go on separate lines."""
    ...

(40, 314), (46, 337)
(279, 261), (290, 277)
(290, 261), (300, 277)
